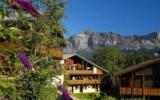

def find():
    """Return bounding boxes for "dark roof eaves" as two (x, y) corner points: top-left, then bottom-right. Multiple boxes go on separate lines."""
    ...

(115, 58), (160, 76)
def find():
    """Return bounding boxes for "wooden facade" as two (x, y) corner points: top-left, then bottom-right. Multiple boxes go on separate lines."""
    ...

(60, 54), (108, 93)
(116, 58), (160, 97)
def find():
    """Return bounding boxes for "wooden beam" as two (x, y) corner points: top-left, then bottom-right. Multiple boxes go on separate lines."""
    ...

(86, 62), (88, 67)
(82, 60), (84, 66)
(72, 86), (73, 93)
(131, 72), (134, 97)
(119, 77), (121, 95)
(142, 68), (145, 99)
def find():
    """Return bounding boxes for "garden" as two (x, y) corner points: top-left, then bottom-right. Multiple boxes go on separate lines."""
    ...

(0, 0), (71, 100)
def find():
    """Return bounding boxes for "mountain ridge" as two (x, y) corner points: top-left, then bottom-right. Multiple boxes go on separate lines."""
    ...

(64, 30), (160, 59)
(66, 30), (160, 51)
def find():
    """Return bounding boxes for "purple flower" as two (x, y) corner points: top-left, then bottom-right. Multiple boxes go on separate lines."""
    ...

(11, 0), (40, 17)
(60, 85), (71, 100)
(18, 52), (31, 69)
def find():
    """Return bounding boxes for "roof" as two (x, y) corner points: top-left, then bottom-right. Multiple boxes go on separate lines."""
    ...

(63, 54), (76, 59)
(63, 53), (109, 73)
(115, 57), (160, 77)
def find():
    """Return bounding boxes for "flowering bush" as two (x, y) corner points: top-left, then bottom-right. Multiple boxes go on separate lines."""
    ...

(10, 0), (40, 17)
(0, 0), (67, 99)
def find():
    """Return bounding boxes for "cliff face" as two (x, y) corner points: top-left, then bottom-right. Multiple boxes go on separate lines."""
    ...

(66, 30), (160, 52)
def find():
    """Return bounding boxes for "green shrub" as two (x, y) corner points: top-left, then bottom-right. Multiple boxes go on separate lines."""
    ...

(71, 93), (116, 100)
(38, 85), (58, 100)
(0, 80), (21, 100)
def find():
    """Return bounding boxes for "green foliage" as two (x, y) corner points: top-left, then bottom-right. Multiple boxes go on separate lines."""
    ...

(17, 71), (51, 100)
(71, 93), (146, 100)
(0, 0), (67, 99)
(54, 67), (64, 75)
(71, 93), (116, 100)
(38, 85), (58, 100)
(100, 74), (119, 97)
(124, 53), (152, 68)
(93, 46), (125, 72)
(71, 93), (99, 100)
(98, 96), (115, 100)
(0, 7), (5, 19)
(0, 26), (20, 42)
(0, 80), (20, 100)
(93, 46), (153, 71)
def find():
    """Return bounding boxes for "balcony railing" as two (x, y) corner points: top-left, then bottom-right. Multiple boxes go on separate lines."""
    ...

(50, 49), (63, 59)
(65, 70), (102, 75)
(120, 87), (160, 96)
(67, 79), (100, 85)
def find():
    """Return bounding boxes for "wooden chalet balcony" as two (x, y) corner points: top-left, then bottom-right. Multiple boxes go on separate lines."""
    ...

(120, 87), (160, 96)
(66, 64), (81, 67)
(50, 49), (63, 59)
(63, 64), (83, 68)
(67, 79), (100, 85)
(65, 70), (102, 75)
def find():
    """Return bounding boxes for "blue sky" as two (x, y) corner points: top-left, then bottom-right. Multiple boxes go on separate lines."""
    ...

(62, 0), (160, 38)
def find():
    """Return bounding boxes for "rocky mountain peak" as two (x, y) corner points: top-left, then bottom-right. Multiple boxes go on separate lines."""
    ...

(141, 32), (160, 40)
(65, 31), (160, 53)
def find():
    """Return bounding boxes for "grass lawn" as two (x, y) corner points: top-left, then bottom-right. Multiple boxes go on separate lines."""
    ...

(71, 93), (146, 100)
(71, 93), (115, 100)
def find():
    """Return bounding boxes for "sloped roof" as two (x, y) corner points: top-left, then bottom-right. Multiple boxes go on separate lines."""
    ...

(115, 58), (160, 77)
(63, 54), (76, 59)
(63, 53), (109, 73)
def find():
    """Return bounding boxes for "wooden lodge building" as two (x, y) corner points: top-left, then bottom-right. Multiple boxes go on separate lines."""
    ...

(116, 58), (160, 98)
(58, 54), (108, 93)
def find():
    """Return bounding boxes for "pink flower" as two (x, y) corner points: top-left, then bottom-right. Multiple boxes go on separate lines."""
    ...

(10, 0), (40, 17)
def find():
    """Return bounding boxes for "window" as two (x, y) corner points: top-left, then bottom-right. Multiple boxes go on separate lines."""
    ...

(135, 71), (142, 76)
(121, 76), (130, 87)
(135, 79), (142, 87)
(145, 80), (153, 87)
(145, 67), (152, 76)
